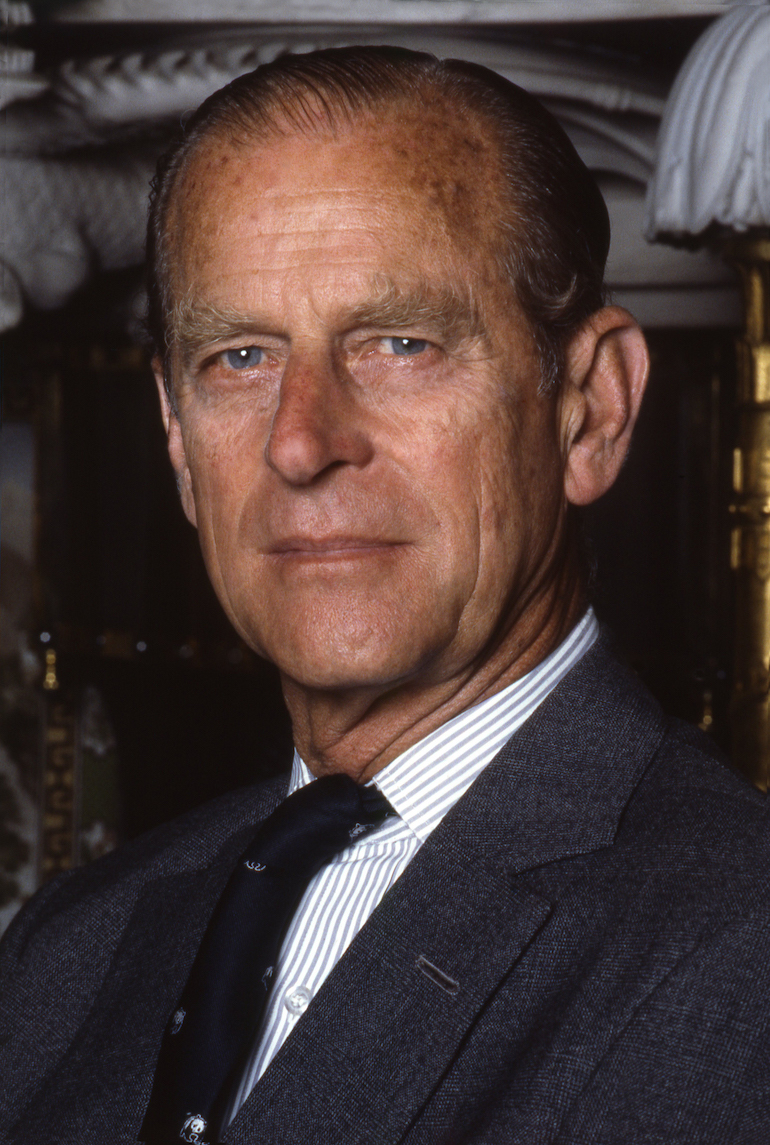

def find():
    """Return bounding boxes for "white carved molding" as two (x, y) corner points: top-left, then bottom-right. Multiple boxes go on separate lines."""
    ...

(646, 4), (770, 239)
(0, 1), (33, 25)
(0, 47), (47, 110)
(50, 0), (749, 24)
(4, 32), (667, 151)
(0, 4), (46, 110)
(0, 150), (157, 331)
(0, 25), (741, 333)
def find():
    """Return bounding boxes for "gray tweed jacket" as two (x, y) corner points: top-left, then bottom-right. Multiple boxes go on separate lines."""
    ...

(2, 634), (770, 1144)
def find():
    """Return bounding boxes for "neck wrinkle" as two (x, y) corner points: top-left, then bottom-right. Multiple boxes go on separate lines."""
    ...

(282, 562), (586, 783)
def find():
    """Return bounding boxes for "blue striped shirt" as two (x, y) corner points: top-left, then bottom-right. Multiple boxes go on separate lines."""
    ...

(227, 608), (598, 1117)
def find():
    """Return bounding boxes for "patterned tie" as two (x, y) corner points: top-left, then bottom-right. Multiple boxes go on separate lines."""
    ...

(139, 773), (392, 1145)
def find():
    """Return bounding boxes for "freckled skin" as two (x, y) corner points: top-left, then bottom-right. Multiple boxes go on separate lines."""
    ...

(158, 106), (649, 779)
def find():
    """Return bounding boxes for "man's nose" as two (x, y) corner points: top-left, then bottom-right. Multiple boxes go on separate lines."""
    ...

(264, 353), (374, 485)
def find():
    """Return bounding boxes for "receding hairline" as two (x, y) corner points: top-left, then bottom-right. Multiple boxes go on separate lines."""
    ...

(147, 46), (610, 398)
(163, 85), (509, 243)
(176, 60), (506, 155)
(159, 89), (514, 358)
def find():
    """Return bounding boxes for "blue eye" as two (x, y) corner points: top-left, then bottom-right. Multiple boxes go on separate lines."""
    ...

(224, 347), (263, 369)
(386, 337), (428, 356)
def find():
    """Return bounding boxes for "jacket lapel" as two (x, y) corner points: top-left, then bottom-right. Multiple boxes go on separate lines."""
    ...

(227, 637), (668, 1144)
(227, 835), (553, 1145)
(8, 780), (288, 1144)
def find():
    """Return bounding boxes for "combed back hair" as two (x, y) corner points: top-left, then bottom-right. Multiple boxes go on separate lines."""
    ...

(146, 44), (610, 396)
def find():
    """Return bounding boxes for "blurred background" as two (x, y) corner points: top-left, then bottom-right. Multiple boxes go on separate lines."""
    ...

(0, 0), (753, 930)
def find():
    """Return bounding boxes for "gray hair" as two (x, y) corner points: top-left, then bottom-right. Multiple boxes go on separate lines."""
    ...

(146, 45), (610, 399)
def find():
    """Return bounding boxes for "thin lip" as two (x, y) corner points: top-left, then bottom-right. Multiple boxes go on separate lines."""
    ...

(267, 537), (404, 555)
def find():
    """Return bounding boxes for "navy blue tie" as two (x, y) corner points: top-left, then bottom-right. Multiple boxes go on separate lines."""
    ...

(139, 773), (392, 1145)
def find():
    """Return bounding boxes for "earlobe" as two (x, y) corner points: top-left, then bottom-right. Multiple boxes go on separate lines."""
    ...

(153, 358), (198, 528)
(560, 307), (649, 507)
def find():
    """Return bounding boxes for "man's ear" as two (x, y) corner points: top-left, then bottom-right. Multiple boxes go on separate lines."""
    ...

(153, 358), (198, 528)
(559, 307), (650, 507)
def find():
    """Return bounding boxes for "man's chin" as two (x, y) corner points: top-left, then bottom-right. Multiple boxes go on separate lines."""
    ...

(275, 655), (415, 695)
(260, 635), (439, 695)
(229, 591), (462, 693)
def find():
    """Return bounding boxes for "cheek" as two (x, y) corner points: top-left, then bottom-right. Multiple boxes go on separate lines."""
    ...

(183, 411), (266, 550)
(474, 407), (564, 576)
(401, 417), (487, 591)
(384, 391), (530, 591)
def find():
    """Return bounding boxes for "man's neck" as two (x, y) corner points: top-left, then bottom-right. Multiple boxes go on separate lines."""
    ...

(281, 577), (586, 784)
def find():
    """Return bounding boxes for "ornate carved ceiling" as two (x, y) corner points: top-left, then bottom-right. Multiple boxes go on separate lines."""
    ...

(1, 5), (744, 333)
(41, 1), (744, 22)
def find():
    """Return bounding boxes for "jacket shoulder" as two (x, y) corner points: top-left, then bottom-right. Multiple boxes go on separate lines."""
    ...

(0, 776), (287, 1126)
(627, 715), (767, 851)
(0, 775), (286, 999)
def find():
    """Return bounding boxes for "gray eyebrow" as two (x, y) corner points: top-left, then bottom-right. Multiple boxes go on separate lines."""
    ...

(169, 274), (487, 369)
(169, 295), (273, 369)
(343, 276), (486, 346)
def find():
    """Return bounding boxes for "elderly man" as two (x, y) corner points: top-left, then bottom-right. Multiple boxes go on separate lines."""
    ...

(2, 45), (770, 1145)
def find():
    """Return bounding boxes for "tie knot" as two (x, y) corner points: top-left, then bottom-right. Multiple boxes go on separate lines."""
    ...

(242, 773), (393, 876)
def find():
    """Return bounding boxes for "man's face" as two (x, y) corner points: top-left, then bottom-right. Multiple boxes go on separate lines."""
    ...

(163, 108), (571, 694)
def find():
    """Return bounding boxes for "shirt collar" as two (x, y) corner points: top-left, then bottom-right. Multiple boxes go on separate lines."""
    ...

(291, 608), (599, 844)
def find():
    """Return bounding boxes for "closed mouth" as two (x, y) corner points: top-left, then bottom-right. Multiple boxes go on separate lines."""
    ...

(268, 537), (404, 557)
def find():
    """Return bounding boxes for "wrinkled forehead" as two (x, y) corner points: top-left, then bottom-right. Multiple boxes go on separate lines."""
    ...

(165, 98), (509, 291)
